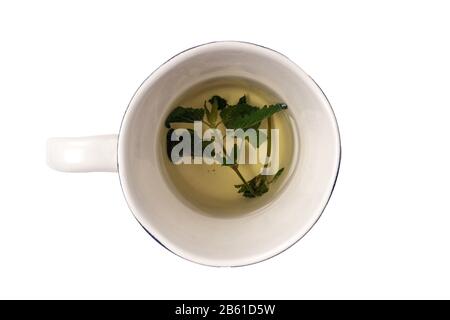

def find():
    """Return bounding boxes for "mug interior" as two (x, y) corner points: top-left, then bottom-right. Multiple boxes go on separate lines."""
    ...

(118, 42), (340, 266)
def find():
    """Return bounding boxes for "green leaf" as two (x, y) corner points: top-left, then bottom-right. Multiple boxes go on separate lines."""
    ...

(221, 103), (287, 130)
(204, 95), (228, 126)
(234, 168), (285, 198)
(268, 168), (285, 184)
(220, 99), (266, 147)
(220, 103), (260, 129)
(208, 95), (228, 110)
(234, 174), (269, 198)
(238, 95), (247, 104)
(165, 106), (204, 128)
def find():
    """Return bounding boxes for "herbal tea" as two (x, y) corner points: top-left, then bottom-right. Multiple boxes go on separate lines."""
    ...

(160, 78), (296, 216)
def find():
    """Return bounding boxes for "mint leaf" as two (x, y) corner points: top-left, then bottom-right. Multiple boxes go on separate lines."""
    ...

(208, 95), (227, 110)
(221, 103), (287, 130)
(238, 95), (247, 104)
(204, 95), (228, 126)
(165, 106), (204, 128)
(234, 168), (285, 198)
(235, 174), (269, 198)
(220, 103), (260, 129)
(269, 168), (284, 184)
(220, 98), (286, 148)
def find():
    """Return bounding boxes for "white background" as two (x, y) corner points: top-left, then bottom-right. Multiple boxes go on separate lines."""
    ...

(1, 0), (449, 299)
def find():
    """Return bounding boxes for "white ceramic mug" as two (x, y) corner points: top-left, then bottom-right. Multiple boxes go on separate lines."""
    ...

(47, 41), (341, 266)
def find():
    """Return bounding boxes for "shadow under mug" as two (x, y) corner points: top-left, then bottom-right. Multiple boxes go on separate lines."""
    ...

(47, 41), (341, 267)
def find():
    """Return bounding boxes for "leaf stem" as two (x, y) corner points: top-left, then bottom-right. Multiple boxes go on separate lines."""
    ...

(265, 116), (272, 168)
(221, 143), (257, 197)
(231, 165), (256, 197)
(202, 120), (212, 127)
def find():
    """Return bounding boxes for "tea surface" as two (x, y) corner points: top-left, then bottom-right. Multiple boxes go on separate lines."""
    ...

(160, 78), (296, 216)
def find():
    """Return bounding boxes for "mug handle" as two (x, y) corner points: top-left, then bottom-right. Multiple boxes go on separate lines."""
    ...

(47, 135), (118, 172)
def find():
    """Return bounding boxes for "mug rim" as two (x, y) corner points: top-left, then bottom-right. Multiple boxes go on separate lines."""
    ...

(117, 40), (341, 267)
